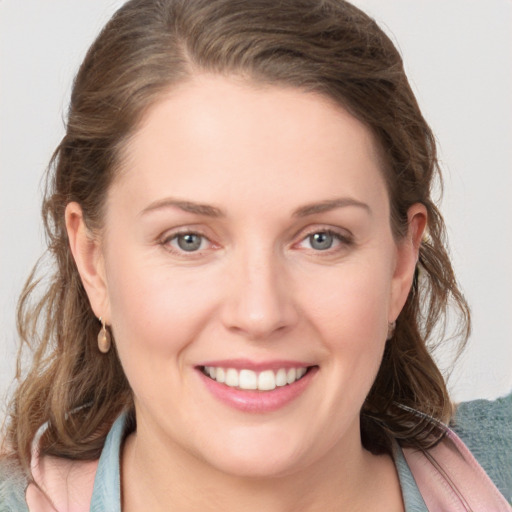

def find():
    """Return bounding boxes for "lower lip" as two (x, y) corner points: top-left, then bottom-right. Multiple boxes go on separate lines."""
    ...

(197, 367), (318, 413)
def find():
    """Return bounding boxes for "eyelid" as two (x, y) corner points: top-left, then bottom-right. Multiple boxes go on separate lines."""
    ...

(160, 227), (207, 243)
(298, 224), (353, 241)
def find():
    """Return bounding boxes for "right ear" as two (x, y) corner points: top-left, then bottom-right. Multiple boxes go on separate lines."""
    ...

(65, 202), (110, 321)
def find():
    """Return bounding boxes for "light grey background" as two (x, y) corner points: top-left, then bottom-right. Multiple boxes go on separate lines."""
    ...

(1, 1), (511, 412)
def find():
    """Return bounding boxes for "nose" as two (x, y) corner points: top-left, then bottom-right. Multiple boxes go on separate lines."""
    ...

(220, 246), (299, 340)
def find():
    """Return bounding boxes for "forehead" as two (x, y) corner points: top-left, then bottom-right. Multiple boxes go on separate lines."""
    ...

(112, 75), (388, 216)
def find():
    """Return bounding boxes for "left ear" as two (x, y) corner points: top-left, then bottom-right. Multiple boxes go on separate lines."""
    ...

(388, 203), (427, 321)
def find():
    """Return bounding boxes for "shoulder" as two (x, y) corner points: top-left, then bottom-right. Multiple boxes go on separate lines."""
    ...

(0, 453), (99, 512)
(0, 456), (30, 512)
(25, 454), (98, 512)
(401, 393), (512, 510)
(451, 391), (512, 502)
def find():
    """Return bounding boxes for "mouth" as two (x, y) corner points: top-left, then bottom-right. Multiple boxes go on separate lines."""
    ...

(197, 362), (318, 413)
(199, 365), (314, 392)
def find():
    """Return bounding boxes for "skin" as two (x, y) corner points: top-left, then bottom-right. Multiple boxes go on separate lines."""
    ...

(66, 75), (426, 511)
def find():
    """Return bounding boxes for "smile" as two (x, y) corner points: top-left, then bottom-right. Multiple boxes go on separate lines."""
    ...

(201, 366), (309, 391)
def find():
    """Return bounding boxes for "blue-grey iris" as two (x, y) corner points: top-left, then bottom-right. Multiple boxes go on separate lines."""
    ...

(177, 234), (202, 251)
(309, 232), (334, 250)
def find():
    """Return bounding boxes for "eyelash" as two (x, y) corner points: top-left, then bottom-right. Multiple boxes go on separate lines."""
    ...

(159, 227), (353, 256)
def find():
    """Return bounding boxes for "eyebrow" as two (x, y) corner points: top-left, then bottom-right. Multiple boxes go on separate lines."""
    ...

(140, 196), (370, 219)
(140, 198), (225, 218)
(292, 197), (371, 217)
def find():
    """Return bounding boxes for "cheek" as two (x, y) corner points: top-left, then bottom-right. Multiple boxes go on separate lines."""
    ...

(303, 259), (392, 342)
(104, 256), (223, 411)
(104, 251), (218, 361)
(300, 259), (393, 394)
(278, 260), (393, 453)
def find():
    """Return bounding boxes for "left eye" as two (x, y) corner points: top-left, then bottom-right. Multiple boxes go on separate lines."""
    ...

(299, 231), (343, 251)
(170, 233), (207, 252)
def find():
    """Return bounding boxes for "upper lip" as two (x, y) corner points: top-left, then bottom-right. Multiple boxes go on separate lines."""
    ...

(196, 358), (314, 371)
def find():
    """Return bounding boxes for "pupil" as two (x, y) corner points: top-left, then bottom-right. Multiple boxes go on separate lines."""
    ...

(310, 232), (333, 250)
(178, 234), (202, 251)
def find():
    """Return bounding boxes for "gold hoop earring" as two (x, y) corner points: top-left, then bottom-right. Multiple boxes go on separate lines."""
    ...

(97, 317), (111, 353)
(387, 321), (396, 340)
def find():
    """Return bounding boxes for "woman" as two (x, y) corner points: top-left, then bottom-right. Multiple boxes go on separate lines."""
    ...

(1, 0), (510, 510)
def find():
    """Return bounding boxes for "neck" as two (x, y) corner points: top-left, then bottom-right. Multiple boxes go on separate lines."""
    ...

(121, 419), (403, 512)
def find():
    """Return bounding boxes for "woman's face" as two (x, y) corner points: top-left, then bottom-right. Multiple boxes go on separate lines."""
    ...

(70, 75), (423, 477)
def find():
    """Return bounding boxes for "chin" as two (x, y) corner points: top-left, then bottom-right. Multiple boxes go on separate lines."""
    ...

(204, 449), (306, 480)
(193, 427), (320, 480)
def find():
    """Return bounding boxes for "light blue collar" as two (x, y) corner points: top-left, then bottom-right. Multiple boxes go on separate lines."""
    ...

(89, 413), (125, 512)
(393, 441), (429, 511)
(89, 413), (426, 511)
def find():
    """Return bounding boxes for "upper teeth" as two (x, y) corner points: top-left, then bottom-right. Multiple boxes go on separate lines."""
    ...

(203, 366), (308, 391)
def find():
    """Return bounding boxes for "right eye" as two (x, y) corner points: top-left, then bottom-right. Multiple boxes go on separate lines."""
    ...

(164, 232), (209, 253)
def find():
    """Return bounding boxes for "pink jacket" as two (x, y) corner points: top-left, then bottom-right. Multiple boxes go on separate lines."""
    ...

(402, 428), (511, 511)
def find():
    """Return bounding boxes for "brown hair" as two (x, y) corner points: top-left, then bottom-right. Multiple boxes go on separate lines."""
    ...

(4, 0), (470, 471)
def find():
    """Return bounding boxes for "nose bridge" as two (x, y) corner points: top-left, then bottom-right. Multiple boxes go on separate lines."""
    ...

(221, 238), (297, 339)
